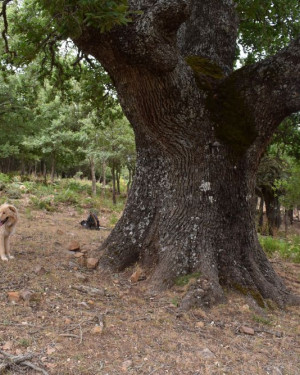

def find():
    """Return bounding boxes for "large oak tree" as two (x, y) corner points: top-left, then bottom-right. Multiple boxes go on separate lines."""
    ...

(3, 0), (300, 308)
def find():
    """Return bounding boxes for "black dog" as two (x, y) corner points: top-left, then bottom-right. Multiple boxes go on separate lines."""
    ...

(80, 212), (100, 230)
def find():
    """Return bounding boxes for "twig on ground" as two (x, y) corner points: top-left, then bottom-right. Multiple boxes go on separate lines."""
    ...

(21, 361), (49, 375)
(79, 323), (83, 344)
(149, 365), (165, 375)
(59, 333), (80, 338)
(0, 351), (47, 374)
(71, 284), (105, 296)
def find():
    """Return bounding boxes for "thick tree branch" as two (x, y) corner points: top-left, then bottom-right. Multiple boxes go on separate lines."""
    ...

(210, 36), (300, 156)
(241, 36), (300, 122)
(75, 0), (189, 73)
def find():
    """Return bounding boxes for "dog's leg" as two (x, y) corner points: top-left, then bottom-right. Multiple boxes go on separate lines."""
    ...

(4, 237), (14, 259)
(0, 236), (8, 261)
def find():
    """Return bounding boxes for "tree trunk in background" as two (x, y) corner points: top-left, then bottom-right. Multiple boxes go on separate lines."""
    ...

(90, 157), (97, 196)
(50, 154), (55, 183)
(42, 161), (47, 183)
(258, 196), (264, 232)
(111, 165), (116, 205)
(263, 189), (281, 236)
(102, 162), (107, 188)
(116, 167), (121, 195)
(71, 0), (300, 308)
(20, 160), (25, 176)
(288, 209), (293, 225)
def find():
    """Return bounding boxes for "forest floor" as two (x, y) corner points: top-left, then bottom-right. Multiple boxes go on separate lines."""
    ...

(0, 202), (299, 375)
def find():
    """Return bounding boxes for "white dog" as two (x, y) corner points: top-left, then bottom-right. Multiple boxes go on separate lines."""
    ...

(0, 203), (18, 261)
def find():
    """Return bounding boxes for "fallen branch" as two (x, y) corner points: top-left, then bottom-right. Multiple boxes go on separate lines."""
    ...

(21, 361), (49, 375)
(0, 351), (36, 374)
(254, 328), (283, 337)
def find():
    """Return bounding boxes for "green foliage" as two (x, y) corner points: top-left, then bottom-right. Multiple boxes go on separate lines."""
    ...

(39, 0), (132, 36)
(257, 155), (285, 192)
(259, 234), (300, 263)
(0, 175), (127, 222)
(0, 173), (11, 183)
(30, 196), (56, 211)
(275, 163), (300, 209)
(236, 0), (300, 62)
(109, 213), (119, 227)
(5, 185), (22, 199)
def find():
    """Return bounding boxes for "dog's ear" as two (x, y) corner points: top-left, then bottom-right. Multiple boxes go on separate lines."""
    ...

(8, 206), (17, 213)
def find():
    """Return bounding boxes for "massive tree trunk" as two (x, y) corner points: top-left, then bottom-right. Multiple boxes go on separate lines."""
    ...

(72, 0), (300, 308)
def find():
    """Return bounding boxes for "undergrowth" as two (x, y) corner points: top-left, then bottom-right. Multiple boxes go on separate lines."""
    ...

(0, 174), (127, 222)
(259, 234), (300, 263)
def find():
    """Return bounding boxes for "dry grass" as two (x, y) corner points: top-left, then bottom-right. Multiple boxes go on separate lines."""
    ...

(0, 204), (299, 375)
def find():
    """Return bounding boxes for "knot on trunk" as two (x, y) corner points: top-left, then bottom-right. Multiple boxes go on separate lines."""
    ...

(119, 0), (190, 71)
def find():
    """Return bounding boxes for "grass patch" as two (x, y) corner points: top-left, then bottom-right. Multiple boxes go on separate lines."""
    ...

(174, 272), (201, 287)
(18, 338), (31, 348)
(259, 234), (300, 263)
(252, 314), (272, 326)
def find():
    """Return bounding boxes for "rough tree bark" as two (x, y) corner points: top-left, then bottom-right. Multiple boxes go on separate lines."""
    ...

(72, 0), (300, 308)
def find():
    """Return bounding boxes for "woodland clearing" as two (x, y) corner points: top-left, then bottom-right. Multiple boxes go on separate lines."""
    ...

(0, 196), (299, 375)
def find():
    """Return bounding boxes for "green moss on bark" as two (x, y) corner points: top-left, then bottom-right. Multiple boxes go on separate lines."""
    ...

(185, 56), (224, 90)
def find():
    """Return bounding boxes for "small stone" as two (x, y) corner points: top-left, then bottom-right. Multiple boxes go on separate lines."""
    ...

(74, 252), (84, 258)
(121, 360), (133, 372)
(199, 348), (216, 359)
(74, 272), (89, 282)
(91, 325), (103, 334)
(130, 269), (142, 283)
(79, 302), (90, 309)
(7, 291), (21, 303)
(2, 341), (13, 350)
(68, 241), (81, 252)
(240, 304), (250, 311)
(47, 346), (56, 355)
(239, 326), (255, 335)
(195, 321), (205, 328)
(34, 265), (47, 275)
(20, 290), (34, 302)
(86, 258), (99, 269)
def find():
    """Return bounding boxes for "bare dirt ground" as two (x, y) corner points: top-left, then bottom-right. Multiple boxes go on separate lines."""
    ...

(0, 205), (299, 375)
